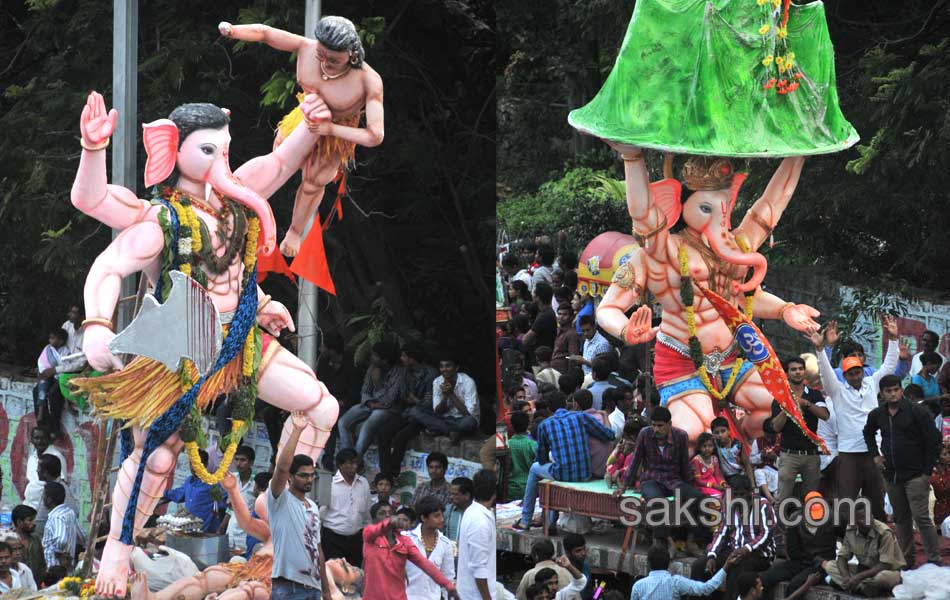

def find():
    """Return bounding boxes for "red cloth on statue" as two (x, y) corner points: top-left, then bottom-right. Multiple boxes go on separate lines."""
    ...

(256, 246), (296, 284)
(290, 220), (336, 295)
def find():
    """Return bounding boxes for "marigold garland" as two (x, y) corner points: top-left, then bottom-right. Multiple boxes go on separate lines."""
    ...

(756, 0), (804, 96)
(185, 419), (245, 485)
(242, 217), (260, 378)
(164, 190), (204, 277)
(160, 197), (261, 485)
(678, 237), (755, 404)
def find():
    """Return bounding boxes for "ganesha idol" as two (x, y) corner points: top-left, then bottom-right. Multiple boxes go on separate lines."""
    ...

(593, 153), (820, 443)
(69, 91), (339, 597)
(567, 0), (860, 446)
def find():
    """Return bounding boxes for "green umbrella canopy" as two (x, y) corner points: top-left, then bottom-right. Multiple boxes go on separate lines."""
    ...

(568, 0), (859, 157)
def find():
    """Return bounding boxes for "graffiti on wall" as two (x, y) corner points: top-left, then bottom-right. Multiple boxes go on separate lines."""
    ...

(0, 376), (277, 524)
(843, 287), (950, 369)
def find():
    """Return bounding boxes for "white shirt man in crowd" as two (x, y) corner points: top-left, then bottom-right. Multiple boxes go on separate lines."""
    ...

(812, 314), (900, 521)
(407, 356), (480, 437)
(30, 455), (78, 537)
(0, 542), (22, 593)
(266, 412), (326, 600)
(404, 496), (455, 600)
(61, 304), (84, 357)
(0, 532), (35, 592)
(320, 448), (371, 568)
(910, 330), (946, 378)
(24, 427), (67, 501)
(458, 469), (498, 600)
(41, 482), (84, 570)
(572, 315), (612, 377)
(224, 446), (258, 554)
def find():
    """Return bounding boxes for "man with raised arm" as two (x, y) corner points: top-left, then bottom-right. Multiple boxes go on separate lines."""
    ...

(267, 412), (330, 600)
(811, 314), (900, 522)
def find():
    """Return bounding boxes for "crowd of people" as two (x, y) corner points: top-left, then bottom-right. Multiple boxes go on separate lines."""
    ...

(21, 301), (505, 600)
(18, 247), (950, 599)
(495, 243), (950, 599)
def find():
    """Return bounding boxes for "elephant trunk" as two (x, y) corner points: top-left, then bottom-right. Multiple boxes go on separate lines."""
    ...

(704, 228), (767, 293)
(208, 154), (276, 256)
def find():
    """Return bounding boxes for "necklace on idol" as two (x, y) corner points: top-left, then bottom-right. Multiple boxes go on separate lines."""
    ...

(320, 61), (351, 81)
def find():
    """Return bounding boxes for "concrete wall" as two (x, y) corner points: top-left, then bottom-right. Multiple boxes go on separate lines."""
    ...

(760, 266), (950, 368)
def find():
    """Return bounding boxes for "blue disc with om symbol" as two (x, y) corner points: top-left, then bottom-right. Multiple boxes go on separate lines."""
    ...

(735, 323), (769, 363)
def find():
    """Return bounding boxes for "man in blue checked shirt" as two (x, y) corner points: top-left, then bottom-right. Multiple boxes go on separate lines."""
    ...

(631, 544), (743, 600)
(512, 406), (615, 532)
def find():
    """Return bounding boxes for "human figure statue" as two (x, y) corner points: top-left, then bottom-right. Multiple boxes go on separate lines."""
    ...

(218, 16), (384, 257)
(596, 146), (819, 441)
(129, 471), (362, 600)
(69, 91), (339, 597)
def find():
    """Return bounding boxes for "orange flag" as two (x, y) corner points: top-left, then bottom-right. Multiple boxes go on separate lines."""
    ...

(290, 221), (336, 295)
(256, 245), (296, 284)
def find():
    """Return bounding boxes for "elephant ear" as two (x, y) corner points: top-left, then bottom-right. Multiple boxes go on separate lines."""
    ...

(728, 172), (748, 215)
(142, 119), (179, 188)
(650, 178), (682, 230)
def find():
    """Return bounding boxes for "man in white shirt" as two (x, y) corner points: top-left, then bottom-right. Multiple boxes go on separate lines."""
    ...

(0, 532), (36, 592)
(223, 446), (258, 554)
(41, 482), (85, 569)
(458, 469), (497, 600)
(910, 330), (946, 378)
(320, 448), (371, 567)
(0, 542), (22, 593)
(403, 496), (455, 600)
(24, 426), (67, 509)
(409, 356), (480, 435)
(61, 304), (85, 357)
(606, 387), (628, 437)
(30, 455), (78, 538)
(812, 314), (900, 521)
(570, 315), (612, 376)
(531, 246), (555, 292)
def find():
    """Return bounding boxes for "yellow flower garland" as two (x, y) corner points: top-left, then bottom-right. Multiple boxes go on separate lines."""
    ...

(185, 420), (245, 484)
(179, 215), (260, 485)
(678, 237), (756, 402)
(166, 192), (203, 278)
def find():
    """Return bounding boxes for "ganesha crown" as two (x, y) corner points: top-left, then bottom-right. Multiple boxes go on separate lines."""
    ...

(682, 156), (735, 191)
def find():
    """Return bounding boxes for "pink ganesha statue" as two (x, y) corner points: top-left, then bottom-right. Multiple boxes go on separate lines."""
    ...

(69, 91), (339, 597)
(595, 147), (821, 442)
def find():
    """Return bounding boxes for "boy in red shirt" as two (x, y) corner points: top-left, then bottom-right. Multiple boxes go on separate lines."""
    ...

(362, 503), (459, 600)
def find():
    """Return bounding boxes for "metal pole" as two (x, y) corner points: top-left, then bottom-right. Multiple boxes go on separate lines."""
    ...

(113, 0), (138, 331)
(302, 0), (330, 505)
(297, 0), (322, 371)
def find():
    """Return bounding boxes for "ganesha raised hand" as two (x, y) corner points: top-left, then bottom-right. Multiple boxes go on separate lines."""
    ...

(780, 302), (820, 333)
(622, 305), (659, 345)
(79, 90), (117, 151)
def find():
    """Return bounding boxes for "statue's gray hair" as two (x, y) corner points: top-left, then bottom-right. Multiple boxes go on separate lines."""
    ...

(315, 16), (364, 68)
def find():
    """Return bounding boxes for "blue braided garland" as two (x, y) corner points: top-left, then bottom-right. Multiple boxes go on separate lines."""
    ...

(119, 425), (133, 463)
(119, 265), (259, 544)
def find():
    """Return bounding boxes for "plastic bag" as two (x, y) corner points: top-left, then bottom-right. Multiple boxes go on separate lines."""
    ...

(892, 563), (950, 600)
(557, 512), (593, 534)
(130, 545), (200, 592)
